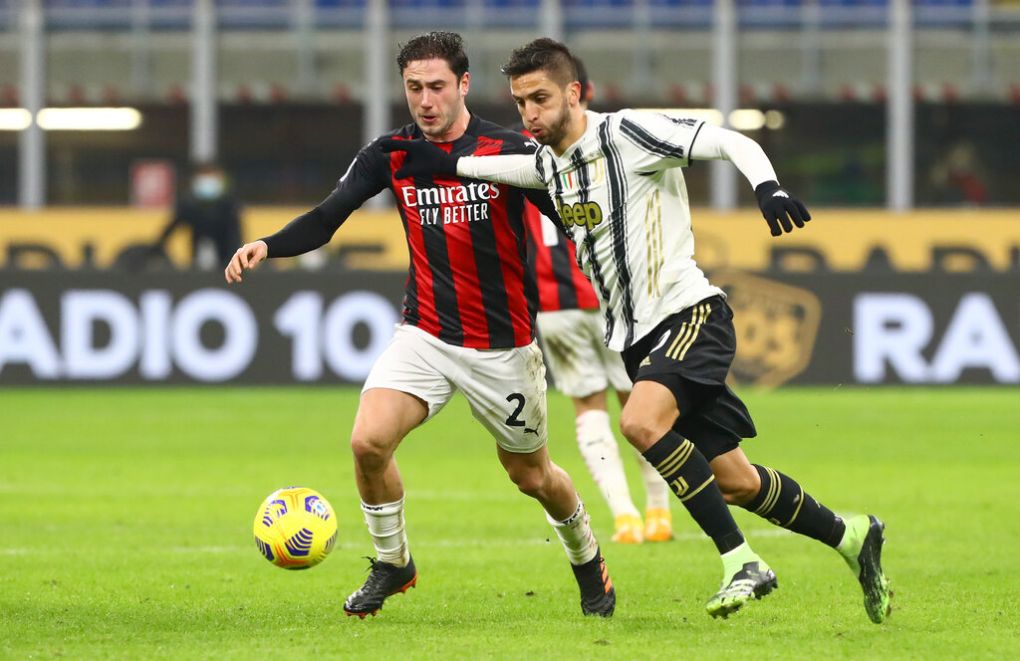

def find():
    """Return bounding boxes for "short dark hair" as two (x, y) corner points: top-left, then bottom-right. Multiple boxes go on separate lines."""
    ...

(397, 31), (469, 79)
(500, 38), (578, 87)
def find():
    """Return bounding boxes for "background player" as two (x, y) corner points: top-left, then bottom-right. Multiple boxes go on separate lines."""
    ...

(522, 56), (672, 545)
(382, 38), (891, 623)
(153, 161), (243, 269)
(225, 32), (615, 619)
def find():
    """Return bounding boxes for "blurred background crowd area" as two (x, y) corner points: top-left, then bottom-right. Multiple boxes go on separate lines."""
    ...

(0, 0), (1018, 208)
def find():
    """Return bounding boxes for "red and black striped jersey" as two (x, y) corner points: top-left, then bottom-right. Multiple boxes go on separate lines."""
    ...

(520, 130), (600, 313)
(523, 199), (600, 313)
(262, 114), (549, 349)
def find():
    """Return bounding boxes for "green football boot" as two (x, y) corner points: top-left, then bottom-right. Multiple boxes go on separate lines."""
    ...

(838, 514), (892, 624)
(706, 559), (778, 619)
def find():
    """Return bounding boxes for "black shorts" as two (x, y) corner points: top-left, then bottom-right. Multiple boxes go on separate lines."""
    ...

(622, 296), (756, 461)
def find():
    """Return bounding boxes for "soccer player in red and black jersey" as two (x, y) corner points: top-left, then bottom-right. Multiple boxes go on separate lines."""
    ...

(521, 57), (672, 546)
(225, 32), (614, 619)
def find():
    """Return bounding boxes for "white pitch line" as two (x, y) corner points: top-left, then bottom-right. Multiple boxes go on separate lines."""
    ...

(412, 527), (792, 548)
(0, 528), (794, 557)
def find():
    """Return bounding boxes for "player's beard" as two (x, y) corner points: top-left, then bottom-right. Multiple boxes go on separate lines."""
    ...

(533, 98), (572, 148)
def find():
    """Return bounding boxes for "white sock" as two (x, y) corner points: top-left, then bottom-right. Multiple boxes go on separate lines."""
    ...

(634, 447), (671, 510)
(547, 498), (599, 566)
(361, 498), (410, 567)
(575, 410), (639, 518)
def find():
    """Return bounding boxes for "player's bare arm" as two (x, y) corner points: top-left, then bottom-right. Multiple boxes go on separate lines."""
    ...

(224, 240), (268, 284)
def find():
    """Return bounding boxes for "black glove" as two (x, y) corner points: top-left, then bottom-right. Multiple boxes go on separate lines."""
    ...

(755, 180), (811, 237)
(378, 138), (459, 180)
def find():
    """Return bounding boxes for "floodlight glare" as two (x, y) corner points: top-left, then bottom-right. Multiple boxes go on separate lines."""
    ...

(38, 107), (143, 131)
(0, 109), (33, 131)
(728, 109), (766, 131)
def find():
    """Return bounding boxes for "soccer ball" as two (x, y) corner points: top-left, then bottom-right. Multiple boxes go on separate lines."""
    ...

(253, 487), (337, 569)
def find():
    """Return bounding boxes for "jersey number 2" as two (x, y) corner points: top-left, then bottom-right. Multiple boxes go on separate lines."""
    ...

(505, 393), (526, 427)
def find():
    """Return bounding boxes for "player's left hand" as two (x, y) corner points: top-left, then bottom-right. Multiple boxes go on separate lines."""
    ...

(755, 180), (811, 237)
(379, 138), (459, 179)
(224, 240), (268, 284)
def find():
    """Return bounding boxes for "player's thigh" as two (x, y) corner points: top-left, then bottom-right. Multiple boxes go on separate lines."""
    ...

(353, 387), (429, 450)
(537, 309), (611, 398)
(456, 341), (549, 454)
(360, 325), (456, 435)
(620, 298), (757, 462)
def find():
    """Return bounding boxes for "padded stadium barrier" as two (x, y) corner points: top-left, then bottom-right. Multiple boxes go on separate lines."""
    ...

(1, 269), (1017, 386)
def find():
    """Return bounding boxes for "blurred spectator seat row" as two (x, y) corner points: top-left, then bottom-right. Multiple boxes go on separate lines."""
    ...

(4, 0), (998, 31)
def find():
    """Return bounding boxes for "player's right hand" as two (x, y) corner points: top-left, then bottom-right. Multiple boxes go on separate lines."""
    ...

(225, 240), (268, 284)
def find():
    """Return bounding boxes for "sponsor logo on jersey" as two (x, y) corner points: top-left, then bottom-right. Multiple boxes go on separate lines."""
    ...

(558, 200), (604, 231)
(401, 182), (500, 208)
(401, 182), (501, 226)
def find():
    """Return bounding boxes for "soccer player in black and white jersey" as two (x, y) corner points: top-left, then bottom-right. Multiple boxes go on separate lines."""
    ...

(522, 57), (672, 545)
(384, 38), (891, 622)
(225, 32), (616, 619)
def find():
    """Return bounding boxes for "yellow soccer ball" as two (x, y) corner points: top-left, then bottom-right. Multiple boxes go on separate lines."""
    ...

(253, 487), (337, 569)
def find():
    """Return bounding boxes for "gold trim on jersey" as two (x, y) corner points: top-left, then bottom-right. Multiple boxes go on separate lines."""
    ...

(645, 189), (664, 298)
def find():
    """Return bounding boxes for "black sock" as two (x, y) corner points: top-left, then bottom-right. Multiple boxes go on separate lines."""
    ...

(743, 464), (846, 548)
(642, 431), (744, 554)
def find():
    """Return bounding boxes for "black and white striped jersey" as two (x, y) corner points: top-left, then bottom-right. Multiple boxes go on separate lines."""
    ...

(528, 109), (723, 351)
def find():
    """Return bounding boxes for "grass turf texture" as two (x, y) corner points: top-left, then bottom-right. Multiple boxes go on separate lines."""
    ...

(2, 387), (1018, 659)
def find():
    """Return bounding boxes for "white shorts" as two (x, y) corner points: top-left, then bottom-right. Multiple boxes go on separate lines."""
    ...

(362, 324), (548, 453)
(536, 309), (632, 399)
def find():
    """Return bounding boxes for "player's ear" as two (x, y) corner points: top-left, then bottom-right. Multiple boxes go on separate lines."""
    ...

(567, 80), (581, 107)
(459, 71), (471, 97)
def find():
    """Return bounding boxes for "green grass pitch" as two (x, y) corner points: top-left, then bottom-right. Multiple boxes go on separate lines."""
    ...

(2, 387), (1018, 659)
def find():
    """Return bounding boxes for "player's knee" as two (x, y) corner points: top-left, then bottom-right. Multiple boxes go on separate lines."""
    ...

(350, 432), (396, 471)
(618, 412), (663, 449)
(716, 468), (760, 506)
(506, 465), (547, 498)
